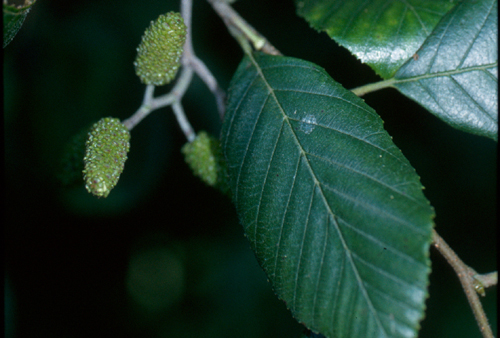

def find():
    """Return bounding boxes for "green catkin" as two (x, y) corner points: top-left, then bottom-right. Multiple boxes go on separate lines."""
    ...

(134, 11), (187, 86)
(181, 131), (230, 195)
(83, 117), (130, 198)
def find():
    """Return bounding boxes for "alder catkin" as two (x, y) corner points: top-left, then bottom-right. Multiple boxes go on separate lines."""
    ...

(181, 131), (230, 195)
(83, 117), (130, 198)
(134, 11), (187, 86)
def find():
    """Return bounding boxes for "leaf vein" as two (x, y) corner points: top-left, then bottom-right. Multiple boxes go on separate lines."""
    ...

(403, 0), (430, 35)
(340, 0), (372, 39)
(364, 281), (421, 315)
(352, 252), (426, 295)
(279, 89), (379, 119)
(318, 173), (426, 231)
(396, 62), (498, 82)
(340, 220), (427, 269)
(311, 210), (329, 328)
(331, 248), (346, 329)
(272, 153), (301, 280)
(449, 75), (494, 123)
(255, 119), (286, 241)
(292, 179), (315, 310)
(305, 149), (426, 209)
(456, 0), (495, 70)
(226, 72), (261, 205)
(428, 3), (460, 73)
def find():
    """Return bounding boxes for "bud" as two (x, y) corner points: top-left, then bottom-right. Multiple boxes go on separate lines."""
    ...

(181, 131), (230, 195)
(83, 117), (130, 197)
(134, 11), (187, 86)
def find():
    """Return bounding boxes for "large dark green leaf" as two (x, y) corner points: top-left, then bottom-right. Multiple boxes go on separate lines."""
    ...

(393, 0), (498, 141)
(296, 0), (457, 79)
(221, 52), (434, 338)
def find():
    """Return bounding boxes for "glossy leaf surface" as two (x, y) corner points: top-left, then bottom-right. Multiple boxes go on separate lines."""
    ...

(393, 0), (498, 140)
(221, 52), (434, 338)
(296, 0), (457, 78)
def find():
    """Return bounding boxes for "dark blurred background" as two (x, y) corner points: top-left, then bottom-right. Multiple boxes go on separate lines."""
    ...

(4, 0), (496, 337)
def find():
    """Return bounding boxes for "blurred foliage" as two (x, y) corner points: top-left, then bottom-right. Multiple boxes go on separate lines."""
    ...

(4, 0), (496, 337)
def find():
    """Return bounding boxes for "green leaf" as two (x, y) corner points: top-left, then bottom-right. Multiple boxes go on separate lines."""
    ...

(3, 0), (36, 48)
(393, 0), (498, 141)
(295, 0), (457, 79)
(221, 52), (434, 338)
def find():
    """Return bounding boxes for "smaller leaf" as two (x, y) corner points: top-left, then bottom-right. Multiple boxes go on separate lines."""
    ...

(296, 0), (457, 78)
(3, 0), (36, 48)
(394, 0), (498, 140)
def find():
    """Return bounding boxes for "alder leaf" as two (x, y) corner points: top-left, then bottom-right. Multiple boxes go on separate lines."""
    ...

(393, 0), (498, 140)
(221, 52), (434, 338)
(296, 0), (457, 79)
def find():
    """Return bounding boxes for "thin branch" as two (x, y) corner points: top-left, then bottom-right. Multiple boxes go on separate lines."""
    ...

(350, 78), (396, 96)
(207, 0), (281, 56)
(123, 0), (216, 142)
(181, 0), (194, 57)
(122, 66), (194, 132)
(153, 66), (194, 108)
(125, 0), (278, 134)
(432, 229), (495, 338)
(183, 0), (226, 119)
(188, 55), (226, 119)
(122, 85), (154, 130)
(172, 101), (195, 142)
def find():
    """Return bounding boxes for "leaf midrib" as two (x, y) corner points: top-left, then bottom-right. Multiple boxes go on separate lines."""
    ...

(247, 52), (388, 337)
(395, 62), (498, 82)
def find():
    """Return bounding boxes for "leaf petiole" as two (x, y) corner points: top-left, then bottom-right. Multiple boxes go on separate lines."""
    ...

(350, 78), (396, 96)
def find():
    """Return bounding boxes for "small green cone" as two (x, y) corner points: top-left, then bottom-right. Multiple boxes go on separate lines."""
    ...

(134, 11), (187, 86)
(83, 117), (130, 198)
(181, 131), (230, 195)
